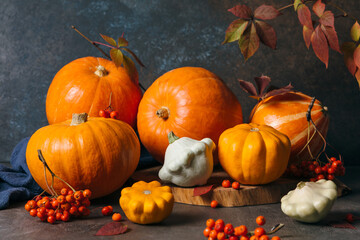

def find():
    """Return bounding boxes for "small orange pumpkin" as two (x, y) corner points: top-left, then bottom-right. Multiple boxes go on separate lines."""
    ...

(46, 57), (142, 127)
(218, 123), (291, 185)
(137, 67), (243, 163)
(26, 113), (140, 198)
(249, 92), (329, 163)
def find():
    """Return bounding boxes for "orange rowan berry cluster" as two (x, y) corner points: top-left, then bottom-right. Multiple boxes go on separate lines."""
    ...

(24, 188), (92, 224)
(203, 216), (281, 240)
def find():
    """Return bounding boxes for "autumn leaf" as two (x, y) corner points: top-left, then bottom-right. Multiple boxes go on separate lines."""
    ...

(303, 25), (314, 49)
(239, 23), (260, 61)
(123, 55), (138, 84)
(351, 21), (360, 42)
(118, 37), (128, 47)
(264, 83), (294, 99)
(95, 222), (128, 236)
(110, 48), (124, 67)
(294, 0), (303, 11)
(341, 42), (357, 75)
(320, 11), (334, 28)
(228, 4), (252, 19)
(354, 45), (360, 69)
(312, 0), (325, 17)
(193, 185), (213, 197)
(311, 26), (329, 68)
(328, 221), (356, 229)
(238, 80), (258, 96)
(254, 75), (271, 96)
(297, 4), (313, 29)
(321, 25), (341, 53)
(355, 69), (360, 88)
(254, 4), (282, 20)
(255, 20), (277, 49)
(123, 48), (145, 67)
(100, 34), (117, 47)
(223, 19), (249, 44)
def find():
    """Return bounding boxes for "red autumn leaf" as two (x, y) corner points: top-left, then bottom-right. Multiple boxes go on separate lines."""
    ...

(254, 75), (271, 96)
(341, 42), (357, 75)
(95, 222), (128, 236)
(263, 83), (293, 99)
(311, 26), (329, 68)
(303, 25), (314, 49)
(354, 44), (360, 69)
(254, 4), (282, 20)
(297, 4), (313, 29)
(294, 0), (303, 11)
(223, 19), (249, 44)
(319, 11), (334, 28)
(255, 20), (277, 49)
(312, 0), (325, 17)
(239, 23), (260, 61)
(328, 221), (356, 229)
(238, 80), (258, 96)
(350, 21), (360, 42)
(100, 34), (117, 47)
(355, 69), (360, 88)
(193, 185), (213, 197)
(321, 25), (341, 53)
(228, 5), (252, 19)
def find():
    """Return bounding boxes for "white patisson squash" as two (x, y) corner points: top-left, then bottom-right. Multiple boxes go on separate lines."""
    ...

(281, 179), (337, 223)
(158, 131), (215, 187)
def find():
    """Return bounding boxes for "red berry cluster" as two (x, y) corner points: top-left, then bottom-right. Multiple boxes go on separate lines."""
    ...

(286, 157), (345, 181)
(222, 180), (240, 190)
(203, 216), (281, 240)
(99, 109), (119, 119)
(24, 188), (92, 224)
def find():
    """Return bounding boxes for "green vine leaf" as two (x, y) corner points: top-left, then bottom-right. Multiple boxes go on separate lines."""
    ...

(294, 0), (303, 11)
(239, 23), (260, 61)
(110, 48), (124, 67)
(350, 21), (360, 42)
(223, 19), (249, 44)
(100, 34), (117, 47)
(255, 20), (277, 49)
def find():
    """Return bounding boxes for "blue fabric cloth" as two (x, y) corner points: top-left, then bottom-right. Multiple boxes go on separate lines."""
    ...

(0, 138), (159, 210)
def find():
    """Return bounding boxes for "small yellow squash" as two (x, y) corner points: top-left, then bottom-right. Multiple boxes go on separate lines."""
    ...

(119, 181), (174, 224)
(218, 123), (291, 185)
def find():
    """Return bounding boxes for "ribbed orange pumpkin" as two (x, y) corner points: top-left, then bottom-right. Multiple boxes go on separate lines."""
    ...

(46, 57), (142, 128)
(137, 67), (243, 163)
(218, 123), (291, 185)
(26, 113), (140, 199)
(249, 92), (329, 163)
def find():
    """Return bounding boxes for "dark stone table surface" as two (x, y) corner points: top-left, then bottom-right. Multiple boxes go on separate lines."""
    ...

(0, 167), (359, 240)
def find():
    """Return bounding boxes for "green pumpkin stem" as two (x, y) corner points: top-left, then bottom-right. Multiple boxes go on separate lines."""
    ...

(168, 131), (180, 144)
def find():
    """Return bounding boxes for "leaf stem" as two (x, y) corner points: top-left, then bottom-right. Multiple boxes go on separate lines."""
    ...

(93, 41), (117, 50)
(278, 3), (294, 12)
(327, 1), (360, 22)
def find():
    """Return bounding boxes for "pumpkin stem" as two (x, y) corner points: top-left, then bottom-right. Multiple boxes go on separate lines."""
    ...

(71, 113), (88, 126)
(168, 131), (180, 144)
(94, 65), (109, 77)
(156, 107), (170, 120)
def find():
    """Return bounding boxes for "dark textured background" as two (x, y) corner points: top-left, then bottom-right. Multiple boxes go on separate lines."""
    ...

(1, 0), (359, 165)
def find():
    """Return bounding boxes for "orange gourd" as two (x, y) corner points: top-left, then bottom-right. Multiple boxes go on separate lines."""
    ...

(26, 113), (140, 199)
(218, 123), (291, 185)
(137, 67), (243, 163)
(46, 57), (142, 128)
(249, 92), (329, 163)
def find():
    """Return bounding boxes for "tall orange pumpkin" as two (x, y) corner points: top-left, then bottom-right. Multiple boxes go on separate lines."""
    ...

(249, 92), (329, 163)
(46, 57), (142, 127)
(26, 113), (140, 199)
(137, 67), (243, 163)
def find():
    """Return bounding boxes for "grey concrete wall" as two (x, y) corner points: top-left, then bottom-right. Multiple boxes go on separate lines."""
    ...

(1, 0), (359, 165)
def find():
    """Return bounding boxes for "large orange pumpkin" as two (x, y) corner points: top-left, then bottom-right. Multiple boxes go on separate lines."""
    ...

(218, 123), (291, 185)
(26, 113), (140, 199)
(46, 57), (142, 128)
(137, 67), (243, 163)
(249, 92), (329, 163)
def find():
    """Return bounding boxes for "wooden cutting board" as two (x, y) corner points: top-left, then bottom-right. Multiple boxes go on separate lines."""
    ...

(132, 166), (351, 207)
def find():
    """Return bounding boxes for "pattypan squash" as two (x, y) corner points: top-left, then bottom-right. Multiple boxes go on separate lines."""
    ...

(281, 179), (337, 223)
(120, 180), (174, 224)
(158, 131), (215, 187)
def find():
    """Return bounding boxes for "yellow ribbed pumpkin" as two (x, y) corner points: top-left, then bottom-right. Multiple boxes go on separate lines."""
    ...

(120, 181), (174, 224)
(218, 123), (291, 185)
(26, 113), (140, 199)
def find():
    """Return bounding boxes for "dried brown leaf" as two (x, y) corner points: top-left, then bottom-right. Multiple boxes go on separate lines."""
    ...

(100, 34), (117, 47)
(321, 25), (341, 53)
(313, 0), (325, 17)
(311, 26), (329, 68)
(264, 83), (294, 99)
(254, 4), (282, 20)
(319, 11), (334, 28)
(193, 185), (213, 197)
(341, 42), (357, 75)
(239, 23), (260, 61)
(297, 4), (313, 29)
(350, 21), (360, 42)
(228, 5), (252, 19)
(223, 19), (249, 44)
(95, 222), (128, 236)
(254, 75), (271, 96)
(255, 20), (277, 49)
(303, 25), (314, 49)
(238, 80), (258, 96)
